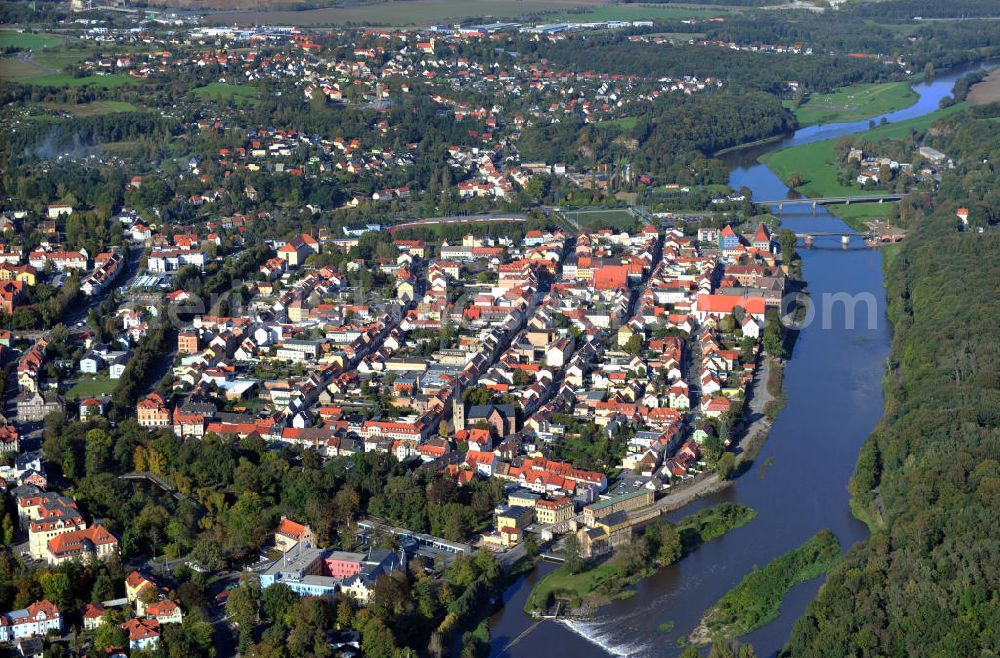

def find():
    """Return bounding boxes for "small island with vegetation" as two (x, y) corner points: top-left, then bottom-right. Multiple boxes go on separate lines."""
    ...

(525, 503), (757, 615)
(691, 529), (841, 643)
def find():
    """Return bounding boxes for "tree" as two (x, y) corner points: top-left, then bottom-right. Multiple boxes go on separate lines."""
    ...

(336, 598), (355, 629)
(879, 163), (893, 185)
(763, 310), (785, 358)
(261, 583), (298, 628)
(624, 333), (644, 355)
(359, 614), (398, 658)
(332, 486), (361, 528)
(717, 452), (738, 480)
(720, 314), (737, 334)
(85, 428), (114, 477)
(614, 535), (651, 576)
(462, 386), (492, 407)
(39, 571), (72, 608)
(1, 513), (13, 545)
(787, 172), (805, 188)
(778, 229), (797, 262)
(656, 522), (683, 565)
(93, 615), (128, 653)
(227, 582), (261, 630)
(562, 533), (586, 575)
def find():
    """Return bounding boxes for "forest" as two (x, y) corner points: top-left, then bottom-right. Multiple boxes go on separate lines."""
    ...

(785, 105), (1000, 656)
(517, 91), (791, 184)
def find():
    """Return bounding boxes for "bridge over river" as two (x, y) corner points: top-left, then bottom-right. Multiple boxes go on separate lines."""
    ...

(759, 194), (904, 213)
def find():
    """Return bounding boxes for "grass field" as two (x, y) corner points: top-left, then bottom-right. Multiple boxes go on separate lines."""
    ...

(645, 31), (707, 40)
(194, 82), (262, 104)
(66, 376), (117, 401)
(825, 202), (893, 221)
(790, 81), (918, 127)
(824, 202), (895, 231)
(208, 0), (607, 26)
(524, 559), (630, 612)
(761, 103), (969, 198)
(0, 31), (61, 50)
(32, 49), (89, 71)
(21, 73), (137, 88)
(596, 116), (639, 130)
(543, 5), (722, 22)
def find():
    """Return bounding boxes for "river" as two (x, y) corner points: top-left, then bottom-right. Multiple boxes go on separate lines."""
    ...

(487, 65), (989, 657)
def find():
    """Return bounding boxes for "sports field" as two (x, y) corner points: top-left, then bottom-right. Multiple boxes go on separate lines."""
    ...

(194, 82), (262, 104)
(789, 81), (918, 127)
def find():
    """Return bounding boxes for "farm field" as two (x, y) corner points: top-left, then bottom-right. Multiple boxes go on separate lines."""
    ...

(194, 82), (262, 104)
(761, 103), (968, 198)
(789, 81), (918, 127)
(41, 101), (139, 116)
(0, 57), (50, 80)
(0, 37), (91, 82)
(207, 0), (607, 26)
(968, 68), (1000, 105)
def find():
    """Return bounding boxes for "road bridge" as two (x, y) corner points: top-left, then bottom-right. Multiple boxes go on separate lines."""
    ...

(758, 194), (904, 213)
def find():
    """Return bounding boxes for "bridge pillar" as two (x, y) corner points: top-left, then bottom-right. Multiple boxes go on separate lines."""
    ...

(846, 198), (851, 205)
(842, 235), (851, 245)
(812, 201), (817, 214)
(879, 198), (884, 204)
(804, 234), (814, 247)
(778, 202), (783, 215)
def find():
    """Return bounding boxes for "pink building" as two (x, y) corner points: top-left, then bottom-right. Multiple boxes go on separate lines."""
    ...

(323, 552), (364, 579)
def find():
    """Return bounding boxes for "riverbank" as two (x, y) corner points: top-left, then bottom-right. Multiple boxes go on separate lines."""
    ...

(713, 133), (786, 157)
(759, 103), (969, 214)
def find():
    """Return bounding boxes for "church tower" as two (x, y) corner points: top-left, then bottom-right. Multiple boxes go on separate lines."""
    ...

(452, 381), (465, 431)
